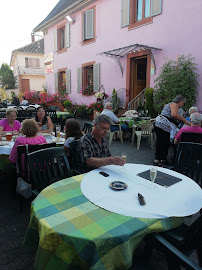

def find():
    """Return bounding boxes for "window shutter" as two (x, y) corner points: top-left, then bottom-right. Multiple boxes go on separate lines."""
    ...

(66, 69), (71, 93)
(54, 73), (58, 92)
(121, 0), (130, 27)
(84, 9), (94, 40)
(151, 0), (162, 16)
(77, 67), (82, 92)
(93, 63), (100, 92)
(53, 28), (58, 52)
(65, 22), (70, 48)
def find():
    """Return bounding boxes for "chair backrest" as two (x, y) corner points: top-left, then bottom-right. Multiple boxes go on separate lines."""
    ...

(25, 106), (36, 117)
(16, 107), (25, 118)
(174, 142), (202, 186)
(138, 122), (154, 135)
(17, 142), (56, 182)
(82, 122), (93, 134)
(49, 106), (60, 111)
(46, 109), (57, 123)
(69, 139), (80, 175)
(181, 132), (202, 144)
(28, 147), (71, 192)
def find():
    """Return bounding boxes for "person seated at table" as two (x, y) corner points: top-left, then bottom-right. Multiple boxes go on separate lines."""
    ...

(34, 106), (53, 133)
(9, 119), (47, 164)
(64, 118), (83, 153)
(11, 96), (20, 107)
(0, 107), (21, 134)
(21, 96), (29, 106)
(78, 114), (125, 173)
(101, 102), (128, 140)
(185, 106), (198, 123)
(174, 112), (202, 144)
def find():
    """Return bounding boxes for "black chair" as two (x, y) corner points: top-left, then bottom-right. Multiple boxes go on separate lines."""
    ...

(145, 213), (202, 270)
(82, 122), (93, 134)
(27, 147), (71, 195)
(69, 139), (80, 175)
(25, 106), (36, 118)
(46, 109), (58, 124)
(181, 132), (202, 144)
(174, 142), (202, 186)
(49, 105), (60, 111)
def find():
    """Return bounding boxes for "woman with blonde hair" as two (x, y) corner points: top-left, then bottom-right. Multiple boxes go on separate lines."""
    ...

(9, 119), (47, 163)
(0, 107), (21, 134)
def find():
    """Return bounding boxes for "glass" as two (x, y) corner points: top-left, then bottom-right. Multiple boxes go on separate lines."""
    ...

(150, 168), (157, 183)
(121, 153), (127, 172)
(136, 0), (143, 21)
(56, 125), (61, 138)
(6, 133), (12, 141)
(145, 0), (151, 18)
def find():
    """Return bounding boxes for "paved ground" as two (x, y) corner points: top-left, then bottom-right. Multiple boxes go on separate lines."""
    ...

(0, 117), (198, 270)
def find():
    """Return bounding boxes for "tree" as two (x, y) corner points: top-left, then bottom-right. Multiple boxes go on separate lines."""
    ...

(154, 55), (199, 113)
(0, 63), (16, 89)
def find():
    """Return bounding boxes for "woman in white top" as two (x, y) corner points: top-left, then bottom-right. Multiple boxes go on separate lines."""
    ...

(64, 119), (83, 152)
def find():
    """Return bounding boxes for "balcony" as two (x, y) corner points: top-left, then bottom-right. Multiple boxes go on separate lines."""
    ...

(18, 67), (45, 76)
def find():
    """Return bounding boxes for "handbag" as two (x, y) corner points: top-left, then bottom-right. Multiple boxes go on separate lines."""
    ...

(16, 177), (32, 199)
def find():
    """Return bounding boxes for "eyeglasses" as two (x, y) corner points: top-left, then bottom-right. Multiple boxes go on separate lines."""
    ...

(38, 110), (45, 113)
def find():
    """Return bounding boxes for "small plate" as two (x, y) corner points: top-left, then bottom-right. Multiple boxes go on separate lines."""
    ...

(109, 181), (128, 190)
(42, 133), (51, 137)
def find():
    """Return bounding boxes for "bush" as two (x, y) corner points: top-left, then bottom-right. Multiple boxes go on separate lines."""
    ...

(154, 54), (199, 113)
(63, 99), (72, 109)
(145, 88), (157, 117)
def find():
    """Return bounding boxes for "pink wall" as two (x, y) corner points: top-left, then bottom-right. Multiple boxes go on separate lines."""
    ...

(44, 0), (202, 109)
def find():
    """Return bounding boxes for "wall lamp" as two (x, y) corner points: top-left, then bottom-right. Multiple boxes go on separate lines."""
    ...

(66, 15), (75, 23)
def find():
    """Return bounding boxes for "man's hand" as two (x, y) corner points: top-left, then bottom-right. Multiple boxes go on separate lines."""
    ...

(110, 156), (125, 166)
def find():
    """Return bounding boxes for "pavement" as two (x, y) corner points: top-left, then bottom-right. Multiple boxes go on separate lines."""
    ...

(0, 117), (199, 270)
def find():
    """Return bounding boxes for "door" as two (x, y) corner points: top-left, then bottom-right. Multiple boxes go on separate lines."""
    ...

(21, 79), (30, 93)
(130, 57), (147, 101)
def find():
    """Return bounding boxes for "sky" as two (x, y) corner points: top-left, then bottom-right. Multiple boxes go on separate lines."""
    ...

(0, 0), (59, 66)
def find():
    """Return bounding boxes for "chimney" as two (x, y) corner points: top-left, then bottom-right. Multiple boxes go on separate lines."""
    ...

(31, 33), (35, 43)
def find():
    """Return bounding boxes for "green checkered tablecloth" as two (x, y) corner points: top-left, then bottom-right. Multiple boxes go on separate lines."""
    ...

(24, 174), (183, 270)
(56, 111), (70, 119)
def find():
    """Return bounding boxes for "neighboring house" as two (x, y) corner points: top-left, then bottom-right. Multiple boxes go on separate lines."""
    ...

(33, 0), (202, 110)
(10, 39), (45, 93)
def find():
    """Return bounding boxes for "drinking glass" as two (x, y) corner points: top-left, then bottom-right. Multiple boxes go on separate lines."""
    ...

(56, 125), (61, 138)
(6, 132), (12, 141)
(121, 153), (127, 172)
(150, 168), (157, 183)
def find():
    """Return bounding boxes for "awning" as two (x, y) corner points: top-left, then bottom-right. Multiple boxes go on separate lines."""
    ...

(98, 44), (161, 76)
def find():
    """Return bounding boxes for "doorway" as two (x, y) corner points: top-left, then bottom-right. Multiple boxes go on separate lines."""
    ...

(21, 79), (30, 93)
(130, 57), (147, 101)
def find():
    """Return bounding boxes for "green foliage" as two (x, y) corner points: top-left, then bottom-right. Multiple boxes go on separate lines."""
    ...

(154, 55), (198, 113)
(63, 99), (72, 109)
(111, 88), (120, 111)
(0, 63), (16, 89)
(137, 102), (145, 112)
(76, 105), (87, 117)
(145, 88), (157, 117)
(0, 88), (6, 100)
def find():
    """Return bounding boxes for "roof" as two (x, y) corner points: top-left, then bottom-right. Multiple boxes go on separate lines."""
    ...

(34, 0), (85, 32)
(12, 39), (44, 54)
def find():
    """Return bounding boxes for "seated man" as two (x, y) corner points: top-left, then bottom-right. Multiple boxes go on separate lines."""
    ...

(174, 112), (202, 144)
(101, 102), (128, 139)
(78, 114), (125, 173)
(21, 96), (29, 106)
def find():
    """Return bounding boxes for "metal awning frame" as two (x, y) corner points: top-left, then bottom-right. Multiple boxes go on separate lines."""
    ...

(98, 44), (161, 77)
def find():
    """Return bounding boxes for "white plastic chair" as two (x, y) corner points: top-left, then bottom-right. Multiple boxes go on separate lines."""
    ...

(108, 124), (123, 145)
(131, 122), (154, 149)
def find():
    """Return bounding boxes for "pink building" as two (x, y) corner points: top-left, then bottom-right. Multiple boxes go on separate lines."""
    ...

(34, 0), (202, 110)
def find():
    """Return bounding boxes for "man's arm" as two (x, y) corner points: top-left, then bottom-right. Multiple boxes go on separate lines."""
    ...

(86, 156), (125, 168)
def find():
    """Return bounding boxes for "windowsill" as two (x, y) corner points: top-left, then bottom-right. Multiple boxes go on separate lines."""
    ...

(57, 47), (67, 55)
(81, 37), (96, 46)
(128, 17), (153, 30)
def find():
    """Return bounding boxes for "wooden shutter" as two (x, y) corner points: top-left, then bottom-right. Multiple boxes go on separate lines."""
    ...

(93, 63), (100, 92)
(84, 9), (94, 40)
(65, 22), (70, 48)
(121, 0), (130, 27)
(66, 70), (71, 93)
(53, 28), (58, 52)
(77, 67), (82, 92)
(54, 73), (58, 92)
(151, 0), (162, 16)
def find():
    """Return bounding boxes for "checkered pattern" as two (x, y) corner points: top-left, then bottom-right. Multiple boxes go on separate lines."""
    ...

(24, 174), (183, 270)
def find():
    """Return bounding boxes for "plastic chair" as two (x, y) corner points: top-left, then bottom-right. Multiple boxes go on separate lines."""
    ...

(108, 124), (123, 145)
(131, 121), (154, 149)
(174, 142), (202, 187)
(82, 122), (93, 134)
(27, 147), (71, 195)
(145, 213), (202, 270)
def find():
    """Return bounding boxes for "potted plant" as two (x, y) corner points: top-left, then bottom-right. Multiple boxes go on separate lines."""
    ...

(81, 83), (94, 96)
(63, 99), (72, 112)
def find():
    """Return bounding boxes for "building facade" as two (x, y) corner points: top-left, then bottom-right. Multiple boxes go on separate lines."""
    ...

(34, 0), (202, 110)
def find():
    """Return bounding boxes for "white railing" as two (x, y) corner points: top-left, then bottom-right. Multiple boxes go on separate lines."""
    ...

(128, 88), (146, 110)
(18, 67), (45, 75)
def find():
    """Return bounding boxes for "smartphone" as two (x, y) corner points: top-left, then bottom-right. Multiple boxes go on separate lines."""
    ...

(99, 171), (109, 177)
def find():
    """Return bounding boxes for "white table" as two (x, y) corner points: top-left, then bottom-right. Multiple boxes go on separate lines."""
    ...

(81, 164), (202, 219)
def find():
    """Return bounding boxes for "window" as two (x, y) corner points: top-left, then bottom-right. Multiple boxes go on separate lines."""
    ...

(55, 69), (71, 93)
(83, 65), (93, 85)
(121, 0), (162, 28)
(25, 58), (39, 68)
(82, 6), (96, 45)
(54, 22), (70, 53)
